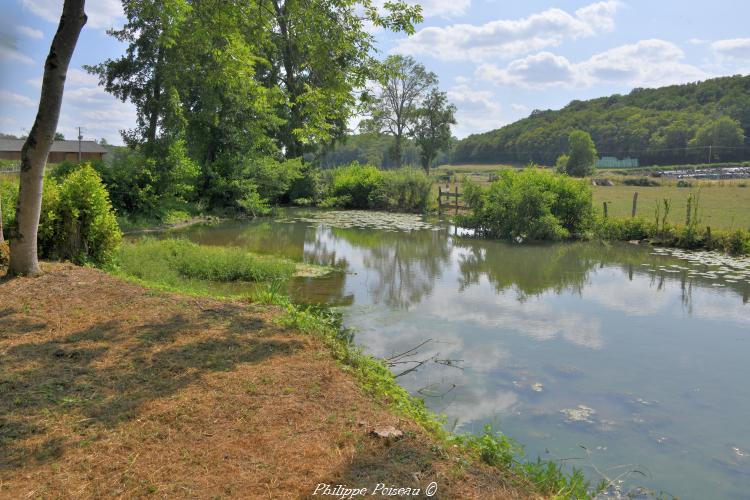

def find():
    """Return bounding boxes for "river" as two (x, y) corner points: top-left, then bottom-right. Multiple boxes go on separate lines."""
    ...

(169, 209), (750, 499)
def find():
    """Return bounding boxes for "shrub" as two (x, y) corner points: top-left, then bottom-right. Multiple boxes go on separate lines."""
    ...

(38, 165), (122, 265)
(0, 178), (19, 234)
(371, 168), (432, 212)
(324, 163), (384, 209)
(461, 168), (593, 241)
(594, 217), (651, 241)
(676, 179), (693, 188)
(623, 177), (660, 187)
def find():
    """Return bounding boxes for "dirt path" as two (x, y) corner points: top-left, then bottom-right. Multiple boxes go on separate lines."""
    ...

(0, 264), (525, 499)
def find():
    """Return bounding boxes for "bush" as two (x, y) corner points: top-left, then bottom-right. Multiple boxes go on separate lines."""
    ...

(676, 179), (693, 188)
(0, 178), (19, 235)
(623, 177), (660, 187)
(371, 168), (432, 212)
(594, 217), (651, 241)
(39, 165), (122, 265)
(324, 163), (384, 209)
(460, 168), (593, 241)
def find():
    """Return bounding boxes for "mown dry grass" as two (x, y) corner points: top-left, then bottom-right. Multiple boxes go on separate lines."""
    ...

(0, 264), (524, 499)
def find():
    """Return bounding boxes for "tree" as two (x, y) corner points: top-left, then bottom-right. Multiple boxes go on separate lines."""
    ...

(412, 89), (456, 174)
(54, 132), (66, 140)
(257, 0), (421, 158)
(10, 0), (87, 276)
(690, 116), (745, 161)
(565, 130), (597, 177)
(363, 55), (437, 168)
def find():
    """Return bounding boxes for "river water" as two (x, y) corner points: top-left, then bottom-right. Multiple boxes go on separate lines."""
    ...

(171, 209), (750, 499)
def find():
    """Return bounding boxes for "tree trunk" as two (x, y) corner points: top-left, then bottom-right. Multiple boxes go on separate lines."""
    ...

(9, 0), (87, 276)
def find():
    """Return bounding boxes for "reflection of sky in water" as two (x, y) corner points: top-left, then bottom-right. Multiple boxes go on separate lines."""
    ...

(175, 212), (750, 500)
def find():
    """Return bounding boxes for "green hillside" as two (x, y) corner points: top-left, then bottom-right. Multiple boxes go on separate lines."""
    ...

(452, 74), (750, 166)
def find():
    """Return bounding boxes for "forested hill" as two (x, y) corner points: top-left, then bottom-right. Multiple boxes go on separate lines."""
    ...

(452, 74), (750, 166)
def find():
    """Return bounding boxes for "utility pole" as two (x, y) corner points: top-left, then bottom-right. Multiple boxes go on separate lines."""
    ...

(78, 126), (83, 163)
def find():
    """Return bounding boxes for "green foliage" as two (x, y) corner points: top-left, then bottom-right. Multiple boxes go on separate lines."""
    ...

(450, 425), (595, 499)
(325, 163), (385, 208)
(452, 74), (750, 166)
(371, 168), (433, 212)
(115, 238), (295, 286)
(362, 55), (440, 167)
(0, 178), (19, 234)
(317, 133), (424, 169)
(565, 130), (597, 177)
(460, 168), (594, 241)
(622, 177), (660, 187)
(594, 217), (651, 241)
(554, 153), (569, 173)
(38, 165), (122, 265)
(412, 89), (456, 173)
(689, 116), (745, 161)
(321, 164), (433, 212)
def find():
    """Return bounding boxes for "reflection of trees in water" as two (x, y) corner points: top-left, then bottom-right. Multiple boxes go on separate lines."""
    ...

(331, 227), (452, 309)
(457, 239), (750, 306)
(456, 241), (599, 300)
(290, 273), (354, 307)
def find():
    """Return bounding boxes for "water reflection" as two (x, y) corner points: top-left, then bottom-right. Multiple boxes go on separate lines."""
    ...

(329, 227), (451, 309)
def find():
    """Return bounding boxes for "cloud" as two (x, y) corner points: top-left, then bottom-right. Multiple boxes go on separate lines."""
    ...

(446, 84), (503, 138)
(0, 38), (33, 65)
(478, 39), (708, 89)
(18, 26), (44, 39)
(22, 0), (124, 30)
(711, 38), (750, 61)
(20, 68), (136, 144)
(410, 0), (471, 18)
(0, 90), (36, 108)
(393, 1), (621, 62)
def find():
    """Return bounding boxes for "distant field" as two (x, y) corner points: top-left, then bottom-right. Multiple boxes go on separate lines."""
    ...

(593, 184), (750, 230)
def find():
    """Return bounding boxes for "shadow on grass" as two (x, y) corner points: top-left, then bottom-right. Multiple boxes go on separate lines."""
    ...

(0, 305), (302, 471)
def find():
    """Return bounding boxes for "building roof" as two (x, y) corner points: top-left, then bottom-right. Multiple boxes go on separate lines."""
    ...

(0, 138), (109, 154)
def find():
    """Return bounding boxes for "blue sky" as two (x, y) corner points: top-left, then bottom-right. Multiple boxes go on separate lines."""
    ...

(1, 0), (750, 144)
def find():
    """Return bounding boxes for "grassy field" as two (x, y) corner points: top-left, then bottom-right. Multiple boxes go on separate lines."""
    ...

(434, 163), (750, 231)
(593, 184), (750, 230)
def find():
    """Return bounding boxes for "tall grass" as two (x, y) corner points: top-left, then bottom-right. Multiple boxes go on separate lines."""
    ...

(113, 239), (296, 294)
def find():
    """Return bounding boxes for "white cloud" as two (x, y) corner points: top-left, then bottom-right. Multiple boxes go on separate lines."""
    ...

(411, 0), (471, 18)
(478, 39), (708, 89)
(0, 90), (36, 108)
(393, 0), (621, 62)
(0, 44), (33, 65)
(446, 84), (503, 138)
(18, 26), (44, 39)
(22, 0), (124, 30)
(711, 38), (750, 61)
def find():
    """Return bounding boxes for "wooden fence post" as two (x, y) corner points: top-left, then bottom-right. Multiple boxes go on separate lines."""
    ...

(455, 185), (459, 215)
(603, 201), (609, 219)
(631, 192), (638, 218)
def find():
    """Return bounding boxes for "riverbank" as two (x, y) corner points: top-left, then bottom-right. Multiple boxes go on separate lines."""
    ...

(0, 263), (529, 498)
